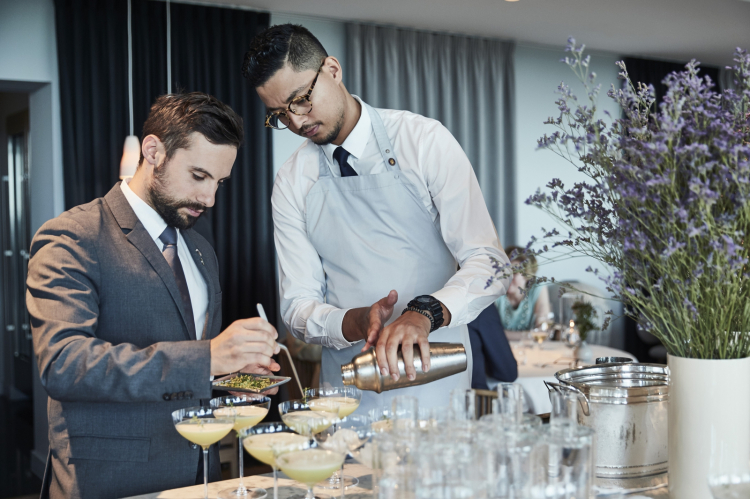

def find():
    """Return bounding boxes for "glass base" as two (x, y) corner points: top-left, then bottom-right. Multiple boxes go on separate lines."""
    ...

(284, 495), (333, 499)
(217, 486), (267, 499)
(316, 474), (359, 490)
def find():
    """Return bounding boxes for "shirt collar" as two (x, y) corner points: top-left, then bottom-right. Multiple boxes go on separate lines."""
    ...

(120, 179), (170, 244)
(321, 95), (372, 165)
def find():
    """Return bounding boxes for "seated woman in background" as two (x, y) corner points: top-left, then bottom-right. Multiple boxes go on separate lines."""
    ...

(495, 246), (552, 331)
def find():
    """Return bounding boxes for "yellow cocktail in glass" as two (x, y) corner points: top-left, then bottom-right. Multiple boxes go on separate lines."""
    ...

(211, 394), (271, 499)
(172, 406), (234, 499)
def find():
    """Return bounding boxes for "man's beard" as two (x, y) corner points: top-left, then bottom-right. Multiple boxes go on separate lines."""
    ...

(306, 109), (345, 146)
(147, 165), (205, 230)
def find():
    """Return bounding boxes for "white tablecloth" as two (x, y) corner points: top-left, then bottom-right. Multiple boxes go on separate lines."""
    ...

(488, 340), (637, 415)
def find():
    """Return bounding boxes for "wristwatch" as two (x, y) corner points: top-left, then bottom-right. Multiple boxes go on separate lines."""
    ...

(403, 295), (444, 333)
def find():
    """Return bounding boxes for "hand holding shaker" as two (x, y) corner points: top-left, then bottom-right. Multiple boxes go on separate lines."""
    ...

(341, 342), (467, 393)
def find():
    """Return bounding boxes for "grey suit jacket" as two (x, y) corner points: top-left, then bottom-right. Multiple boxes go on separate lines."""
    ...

(27, 184), (224, 499)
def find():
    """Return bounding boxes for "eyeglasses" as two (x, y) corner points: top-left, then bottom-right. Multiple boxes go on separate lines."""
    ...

(265, 64), (323, 130)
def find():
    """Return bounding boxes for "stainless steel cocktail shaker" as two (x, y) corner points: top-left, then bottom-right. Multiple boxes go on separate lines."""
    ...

(341, 342), (467, 393)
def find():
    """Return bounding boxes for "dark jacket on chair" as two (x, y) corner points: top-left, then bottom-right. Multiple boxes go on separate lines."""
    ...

(468, 304), (517, 389)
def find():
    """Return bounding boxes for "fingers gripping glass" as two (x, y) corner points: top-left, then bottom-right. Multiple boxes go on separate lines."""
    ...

(265, 64), (323, 130)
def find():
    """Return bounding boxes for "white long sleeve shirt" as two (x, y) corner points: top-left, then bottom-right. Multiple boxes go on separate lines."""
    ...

(272, 98), (510, 350)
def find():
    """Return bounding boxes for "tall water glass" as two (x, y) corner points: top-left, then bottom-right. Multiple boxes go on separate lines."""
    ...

(391, 395), (418, 432)
(497, 382), (524, 425)
(449, 388), (476, 421)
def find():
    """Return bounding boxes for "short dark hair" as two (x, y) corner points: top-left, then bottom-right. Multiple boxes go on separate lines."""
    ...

(242, 24), (328, 88)
(139, 92), (244, 165)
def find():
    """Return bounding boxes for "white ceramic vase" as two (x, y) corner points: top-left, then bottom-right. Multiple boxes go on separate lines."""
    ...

(575, 341), (593, 363)
(668, 354), (750, 499)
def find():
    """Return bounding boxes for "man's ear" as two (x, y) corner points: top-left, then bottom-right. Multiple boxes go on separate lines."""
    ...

(324, 56), (343, 84)
(141, 134), (164, 167)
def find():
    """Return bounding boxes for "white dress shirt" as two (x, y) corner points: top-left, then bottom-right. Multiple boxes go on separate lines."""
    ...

(121, 180), (209, 339)
(272, 97), (510, 349)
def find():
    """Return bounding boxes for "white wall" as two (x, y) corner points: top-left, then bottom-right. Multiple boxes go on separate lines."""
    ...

(0, 0), (65, 231)
(268, 13), (347, 175)
(0, 0), (65, 478)
(514, 43), (622, 292)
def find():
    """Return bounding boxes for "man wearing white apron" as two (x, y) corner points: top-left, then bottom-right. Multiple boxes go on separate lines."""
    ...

(243, 24), (510, 414)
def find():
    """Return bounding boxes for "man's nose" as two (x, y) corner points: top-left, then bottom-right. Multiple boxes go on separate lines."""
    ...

(197, 185), (216, 208)
(288, 112), (307, 131)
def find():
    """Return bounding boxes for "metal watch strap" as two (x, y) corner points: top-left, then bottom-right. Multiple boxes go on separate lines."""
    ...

(403, 306), (435, 332)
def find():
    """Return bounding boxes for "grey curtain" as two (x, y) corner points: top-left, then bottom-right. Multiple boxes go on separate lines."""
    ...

(345, 23), (516, 244)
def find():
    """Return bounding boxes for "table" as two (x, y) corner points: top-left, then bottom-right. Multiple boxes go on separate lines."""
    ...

(121, 461), (668, 499)
(122, 462), (374, 499)
(488, 340), (637, 415)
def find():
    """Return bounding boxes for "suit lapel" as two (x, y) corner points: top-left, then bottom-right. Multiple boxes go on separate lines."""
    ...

(181, 230), (216, 341)
(104, 184), (195, 341)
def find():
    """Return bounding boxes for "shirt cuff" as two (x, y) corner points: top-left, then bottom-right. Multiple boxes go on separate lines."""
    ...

(325, 307), (356, 350)
(431, 288), (466, 328)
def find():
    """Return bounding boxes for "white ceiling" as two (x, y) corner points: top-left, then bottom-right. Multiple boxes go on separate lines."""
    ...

(198, 0), (750, 67)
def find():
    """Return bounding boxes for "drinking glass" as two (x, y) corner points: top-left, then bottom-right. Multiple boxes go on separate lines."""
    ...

(368, 407), (393, 433)
(531, 327), (551, 350)
(279, 399), (341, 442)
(172, 406), (235, 499)
(242, 422), (309, 499)
(448, 388), (476, 421)
(417, 406), (447, 432)
(391, 395), (418, 432)
(544, 391), (594, 499)
(273, 440), (346, 499)
(211, 394), (272, 499)
(305, 387), (363, 490)
(305, 386), (362, 419)
(314, 414), (372, 496)
(497, 382), (525, 425)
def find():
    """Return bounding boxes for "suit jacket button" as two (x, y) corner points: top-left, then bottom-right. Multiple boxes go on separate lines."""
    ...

(171, 392), (179, 400)
(185, 391), (193, 399)
(163, 393), (171, 401)
(177, 391), (185, 400)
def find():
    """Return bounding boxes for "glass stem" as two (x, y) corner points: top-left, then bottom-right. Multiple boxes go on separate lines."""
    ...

(306, 485), (315, 499)
(273, 466), (278, 499)
(238, 433), (246, 491)
(203, 447), (209, 499)
(340, 462), (345, 499)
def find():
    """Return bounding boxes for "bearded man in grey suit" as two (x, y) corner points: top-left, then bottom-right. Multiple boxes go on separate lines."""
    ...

(27, 92), (280, 499)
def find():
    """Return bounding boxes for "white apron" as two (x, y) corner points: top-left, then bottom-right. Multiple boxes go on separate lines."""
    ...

(305, 102), (472, 416)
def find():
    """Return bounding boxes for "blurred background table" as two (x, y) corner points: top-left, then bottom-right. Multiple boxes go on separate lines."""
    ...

(488, 339), (637, 414)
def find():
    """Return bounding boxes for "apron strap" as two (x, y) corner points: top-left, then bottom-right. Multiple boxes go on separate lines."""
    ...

(316, 101), (403, 178)
(363, 102), (402, 173)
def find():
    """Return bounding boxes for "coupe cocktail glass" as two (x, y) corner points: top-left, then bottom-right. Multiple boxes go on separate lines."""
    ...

(278, 399), (340, 442)
(273, 440), (345, 499)
(242, 422), (309, 499)
(313, 414), (372, 497)
(305, 387), (362, 489)
(211, 394), (272, 499)
(172, 406), (235, 499)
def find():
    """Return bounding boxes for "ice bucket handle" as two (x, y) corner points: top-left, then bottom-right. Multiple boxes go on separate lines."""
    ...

(544, 380), (591, 416)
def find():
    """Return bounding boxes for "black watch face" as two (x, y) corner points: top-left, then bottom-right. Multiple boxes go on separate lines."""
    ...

(416, 296), (432, 304)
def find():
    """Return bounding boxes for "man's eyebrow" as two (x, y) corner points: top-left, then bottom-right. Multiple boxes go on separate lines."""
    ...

(266, 82), (310, 112)
(192, 166), (230, 181)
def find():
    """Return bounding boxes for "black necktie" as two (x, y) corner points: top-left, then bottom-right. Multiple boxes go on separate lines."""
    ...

(333, 146), (357, 177)
(159, 226), (196, 339)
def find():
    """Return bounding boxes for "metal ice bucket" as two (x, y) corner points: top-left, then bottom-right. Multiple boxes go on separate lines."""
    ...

(546, 363), (669, 485)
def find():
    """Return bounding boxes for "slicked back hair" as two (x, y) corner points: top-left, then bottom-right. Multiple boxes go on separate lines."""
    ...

(242, 24), (328, 88)
(139, 92), (244, 165)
